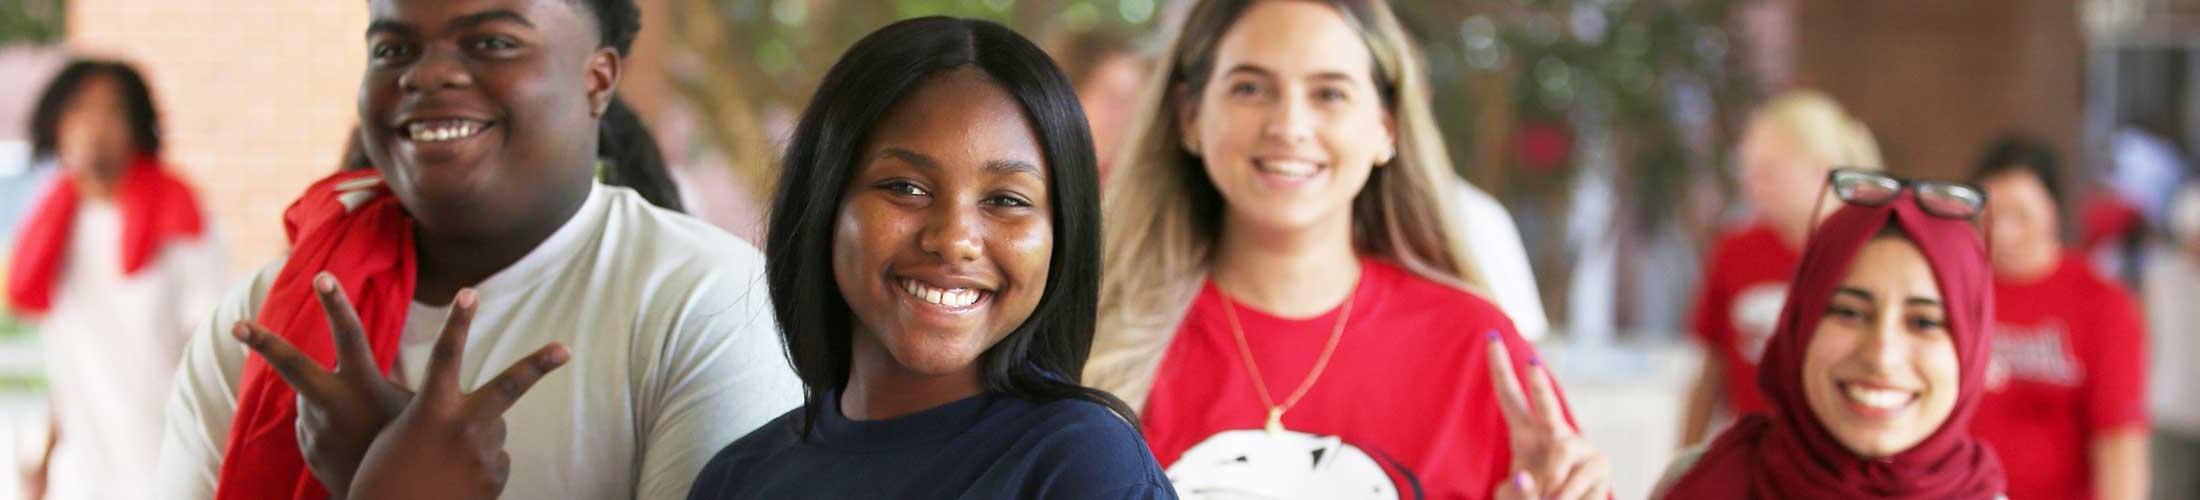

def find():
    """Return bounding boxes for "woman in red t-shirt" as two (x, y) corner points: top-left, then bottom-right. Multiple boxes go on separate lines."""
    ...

(1084, 1), (1607, 498)
(1967, 136), (2151, 500)
(1681, 91), (1883, 447)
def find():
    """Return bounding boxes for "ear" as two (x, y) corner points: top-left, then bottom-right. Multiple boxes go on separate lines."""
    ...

(1377, 107), (1398, 166)
(1173, 82), (1202, 155)
(586, 48), (623, 118)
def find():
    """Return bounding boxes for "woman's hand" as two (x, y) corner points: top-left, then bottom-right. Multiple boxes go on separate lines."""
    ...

(1487, 333), (1612, 500)
(346, 288), (568, 500)
(231, 273), (414, 498)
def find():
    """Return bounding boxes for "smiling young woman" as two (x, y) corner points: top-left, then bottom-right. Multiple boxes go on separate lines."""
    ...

(1659, 179), (2006, 499)
(152, 1), (801, 499)
(1084, 0), (1608, 498)
(682, 16), (1172, 500)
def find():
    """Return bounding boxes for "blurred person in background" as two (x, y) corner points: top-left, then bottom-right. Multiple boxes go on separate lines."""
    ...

(1680, 89), (1881, 448)
(1086, 0), (1607, 497)
(1055, 28), (1150, 179)
(1966, 136), (2150, 500)
(6, 59), (226, 500)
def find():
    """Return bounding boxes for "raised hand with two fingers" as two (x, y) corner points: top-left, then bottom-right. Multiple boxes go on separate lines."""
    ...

(344, 288), (570, 500)
(230, 272), (415, 498)
(1485, 331), (1612, 500)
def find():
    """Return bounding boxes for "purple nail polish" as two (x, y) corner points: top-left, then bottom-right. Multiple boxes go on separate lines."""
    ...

(1486, 330), (1500, 342)
(1527, 356), (1542, 367)
(1514, 471), (1530, 489)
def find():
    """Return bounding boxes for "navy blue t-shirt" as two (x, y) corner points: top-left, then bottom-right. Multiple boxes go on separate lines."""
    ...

(688, 391), (1176, 499)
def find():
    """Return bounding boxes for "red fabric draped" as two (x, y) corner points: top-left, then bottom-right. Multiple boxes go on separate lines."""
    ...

(213, 170), (415, 500)
(5, 156), (205, 314)
(1666, 192), (2005, 499)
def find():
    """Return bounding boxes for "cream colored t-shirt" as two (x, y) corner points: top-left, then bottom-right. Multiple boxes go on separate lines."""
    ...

(153, 184), (803, 499)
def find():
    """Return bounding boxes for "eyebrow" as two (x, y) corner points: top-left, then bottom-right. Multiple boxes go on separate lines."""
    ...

(365, 9), (533, 38)
(1223, 64), (1359, 84)
(879, 148), (1042, 179)
(1904, 296), (1943, 307)
(1834, 287), (1875, 304)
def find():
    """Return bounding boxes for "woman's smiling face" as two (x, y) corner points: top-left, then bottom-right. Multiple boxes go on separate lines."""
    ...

(1802, 236), (1963, 458)
(833, 67), (1055, 378)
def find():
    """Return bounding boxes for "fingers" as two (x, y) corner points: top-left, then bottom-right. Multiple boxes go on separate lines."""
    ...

(421, 289), (480, 400)
(1549, 451), (1610, 500)
(1496, 470), (1536, 500)
(465, 343), (569, 418)
(1528, 362), (1573, 434)
(233, 321), (332, 394)
(1485, 330), (1533, 432)
(313, 273), (378, 377)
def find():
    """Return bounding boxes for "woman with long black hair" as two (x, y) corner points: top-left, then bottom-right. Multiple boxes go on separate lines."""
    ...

(685, 16), (1173, 499)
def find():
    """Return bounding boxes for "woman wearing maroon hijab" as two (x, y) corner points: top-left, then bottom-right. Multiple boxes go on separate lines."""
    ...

(1659, 169), (2006, 499)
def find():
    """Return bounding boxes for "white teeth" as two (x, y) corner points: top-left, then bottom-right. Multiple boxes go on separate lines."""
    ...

(901, 279), (982, 308)
(1256, 159), (1319, 178)
(1843, 383), (1916, 410)
(406, 120), (486, 143)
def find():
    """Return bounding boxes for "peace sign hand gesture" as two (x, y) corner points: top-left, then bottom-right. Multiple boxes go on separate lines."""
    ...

(345, 288), (569, 500)
(1485, 331), (1612, 500)
(230, 273), (415, 499)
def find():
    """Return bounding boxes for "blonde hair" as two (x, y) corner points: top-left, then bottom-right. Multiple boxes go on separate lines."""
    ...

(1086, 0), (1486, 408)
(1748, 89), (1883, 170)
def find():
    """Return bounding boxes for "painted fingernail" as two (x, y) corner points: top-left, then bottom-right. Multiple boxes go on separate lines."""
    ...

(1514, 471), (1530, 490)
(314, 273), (336, 293)
(231, 322), (251, 341)
(1486, 330), (1500, 342)
(1527, 356), (1542, 367)
(457, 288), (478, 309)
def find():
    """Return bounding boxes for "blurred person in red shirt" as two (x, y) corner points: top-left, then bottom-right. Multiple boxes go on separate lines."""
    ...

(1966, 135), (2151, 500)
(1680, 90), (1883, 448)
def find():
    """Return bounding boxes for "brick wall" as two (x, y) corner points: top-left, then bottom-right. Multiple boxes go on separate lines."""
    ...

(68, 0), (366, 280)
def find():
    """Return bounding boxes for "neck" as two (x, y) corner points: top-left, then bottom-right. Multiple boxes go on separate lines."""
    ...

(1211, 211), (1362, 318)
(410, 187), (589, 305)
(841, 329), (983, 421)
(1994, 241), (2062, 283)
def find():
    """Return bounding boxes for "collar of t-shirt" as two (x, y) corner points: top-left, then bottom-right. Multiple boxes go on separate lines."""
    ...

(390, 183), (605, 387)
(809, 390), (1003, 452)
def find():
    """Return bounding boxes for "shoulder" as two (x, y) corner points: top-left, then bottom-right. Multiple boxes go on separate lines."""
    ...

(595, 186), (770, 316)
(1368, 260), (1515, 329)
(692, 407), (807, 494)
(1011, 398), (1172, 495)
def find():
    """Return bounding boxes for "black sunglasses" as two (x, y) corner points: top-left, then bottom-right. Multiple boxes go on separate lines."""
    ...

(1823, 168), (1988, 220)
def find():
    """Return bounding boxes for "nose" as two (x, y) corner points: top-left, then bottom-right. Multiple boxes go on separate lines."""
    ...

(1260, 89), (1315, 145)
(1855, 313), (1910, 370)
(918, 203), (984, 264)
(398, 44), (475, 94)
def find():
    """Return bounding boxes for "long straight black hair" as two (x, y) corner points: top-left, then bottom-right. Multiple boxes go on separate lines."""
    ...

(766, 16), (1130, 431)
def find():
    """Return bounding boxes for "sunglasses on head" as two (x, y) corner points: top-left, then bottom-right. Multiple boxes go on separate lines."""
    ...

(1823, 168), (1988, 220)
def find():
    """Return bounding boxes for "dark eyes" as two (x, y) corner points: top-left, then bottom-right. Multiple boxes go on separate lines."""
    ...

(878, 180), (1033, 208)
(1907, 316), (1947, 331)
(1315, 87), (1349, 102)
(370, 42), (415, 61)
(1825, 304), (1865, 321)
(469, 36), (520, 52)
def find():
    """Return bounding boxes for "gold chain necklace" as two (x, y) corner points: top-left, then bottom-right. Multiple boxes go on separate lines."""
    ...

(1220, 288), (1355, 436)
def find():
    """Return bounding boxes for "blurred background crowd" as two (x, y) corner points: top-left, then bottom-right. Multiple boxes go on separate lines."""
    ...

(1, 0), (2198, 498)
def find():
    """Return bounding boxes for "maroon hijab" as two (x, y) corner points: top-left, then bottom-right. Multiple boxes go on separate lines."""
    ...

(1666, 193), (2004, 499)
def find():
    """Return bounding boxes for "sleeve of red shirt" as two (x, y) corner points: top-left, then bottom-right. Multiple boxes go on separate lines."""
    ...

(1690, 242), (1734, 353)
(2084, 285), (2151, 433)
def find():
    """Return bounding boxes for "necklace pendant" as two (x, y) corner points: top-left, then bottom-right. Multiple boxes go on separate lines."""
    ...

(1264, 408), (1285, 435)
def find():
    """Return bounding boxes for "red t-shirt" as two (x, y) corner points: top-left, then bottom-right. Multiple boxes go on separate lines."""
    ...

(1140, 258), (1562, 500)
(1970, 254), (2150, 500)
(1689, 222), (1801, 417)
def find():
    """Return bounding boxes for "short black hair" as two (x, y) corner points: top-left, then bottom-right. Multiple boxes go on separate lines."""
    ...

(29, 59), (162, 161)
(572, 0), (640, 55)
(768, 16), (1129, 432)
(1970, 135), (2064, 208)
